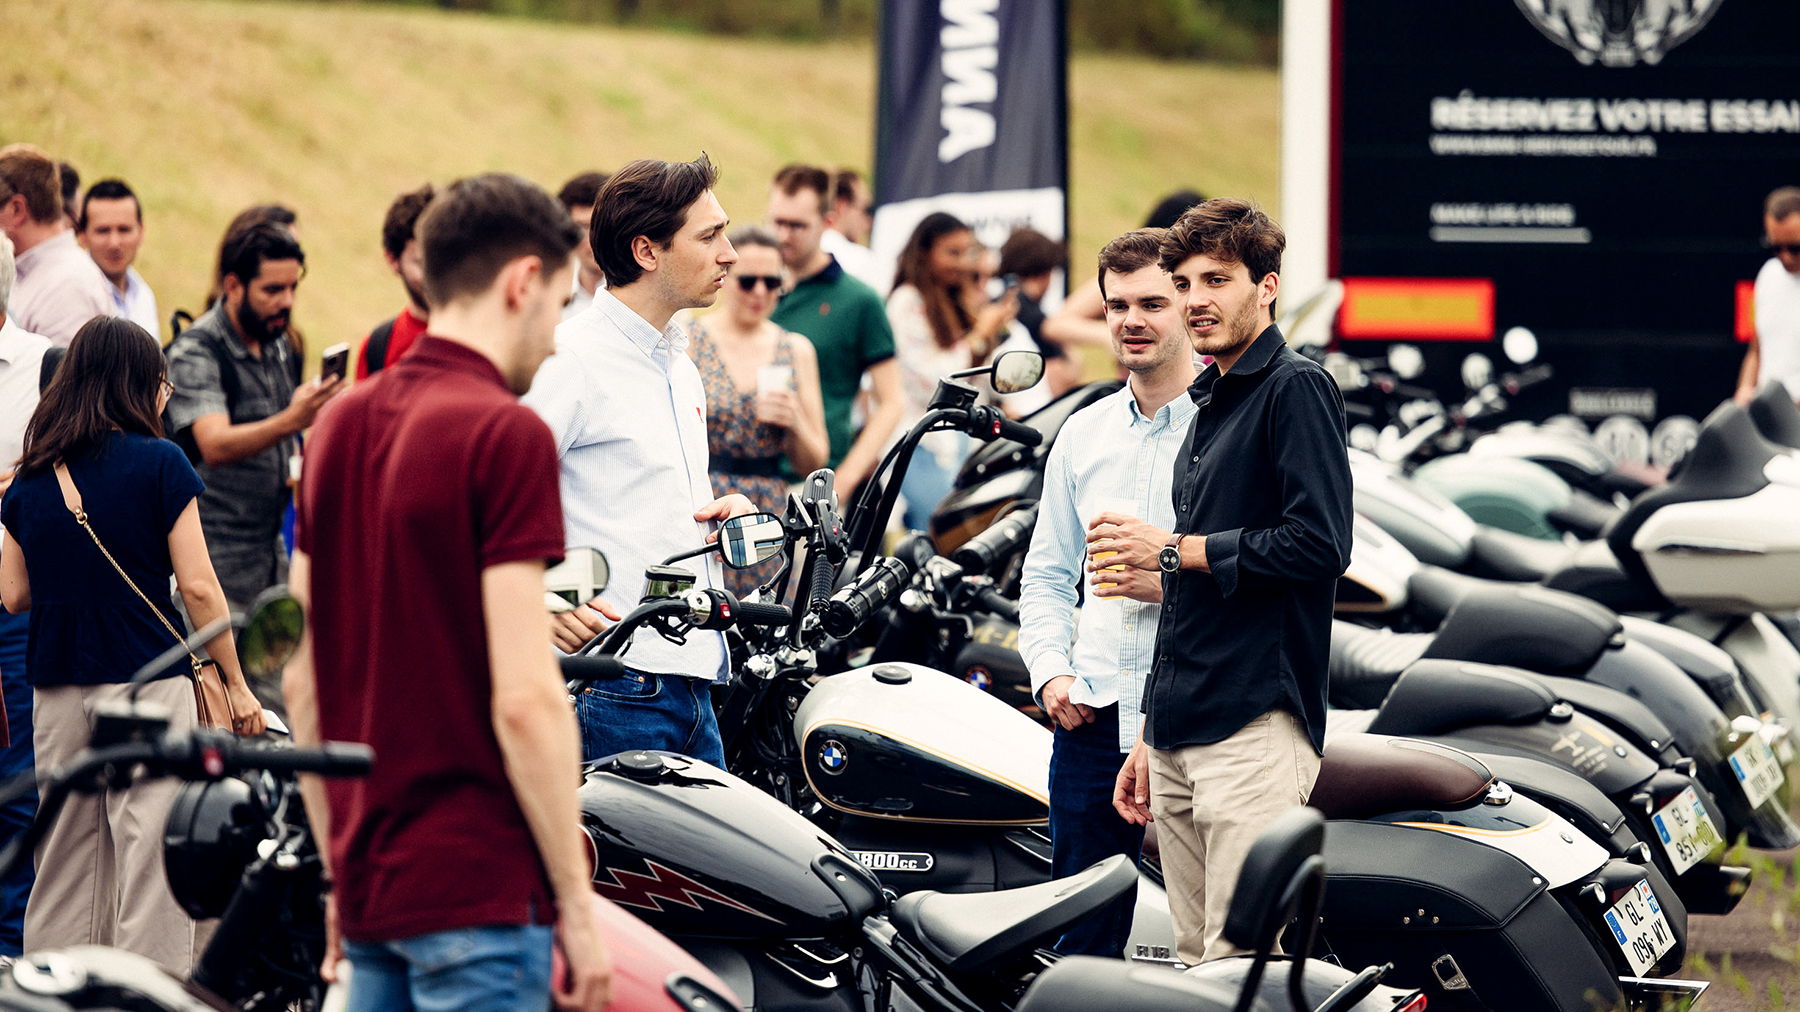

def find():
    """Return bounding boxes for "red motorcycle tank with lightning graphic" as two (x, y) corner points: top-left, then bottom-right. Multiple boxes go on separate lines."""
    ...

(578, 751), (881, 940)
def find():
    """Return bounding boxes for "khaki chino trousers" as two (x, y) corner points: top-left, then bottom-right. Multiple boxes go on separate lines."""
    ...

(1148, 708), (1321, 967)
(24, 679), (196, 974)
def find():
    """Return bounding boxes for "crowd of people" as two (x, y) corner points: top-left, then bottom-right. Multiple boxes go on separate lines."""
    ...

(0, 133), (1359, 1012)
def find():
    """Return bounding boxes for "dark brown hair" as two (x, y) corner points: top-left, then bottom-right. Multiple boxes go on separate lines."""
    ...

(381, 183), (436, 259)
(1096, 228), (1168, 299)
(592, 154), (718, 288)
(1767, 186), (1800, 222)
(893, 212), (976, 351)
(773, 164), (831, 217)
(1158, 198), (1284, 304)
(831, 169), (866, 208)
(0, 144), (63, 225)
(220, 221), (305, 288)
(999, 227), (1066, 280)
(206, 205), (299, 306)
(556, 171), (611, 212)
(728, 224), (780, 255)
(416, 173), (582, 307)
(78, 179), (141, 231)
(17, 317), (165, 475)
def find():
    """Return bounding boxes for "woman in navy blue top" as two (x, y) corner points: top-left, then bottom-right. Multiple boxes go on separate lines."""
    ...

(0, 317), (266, 972)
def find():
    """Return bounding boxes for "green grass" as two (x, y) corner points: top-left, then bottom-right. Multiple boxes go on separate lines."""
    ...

(1, 0), (1277, 364)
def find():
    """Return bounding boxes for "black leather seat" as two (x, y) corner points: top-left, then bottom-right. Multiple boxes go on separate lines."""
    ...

(890, 854), (1136, 973)
(1328, 621), (1432, 709)
(1421, 582), (1621, 674)
(1608, 402), (1781, 598)
(1543, 539), (1670, 611)
(1405, 564), (1488, 624)
(1309, 733), (1492, 820)
(1749, 380), (1800, 450)
(1465, 524), (1579, 582)
(1365, 660), (1557, 739)
(1546, 489), (1622, 541)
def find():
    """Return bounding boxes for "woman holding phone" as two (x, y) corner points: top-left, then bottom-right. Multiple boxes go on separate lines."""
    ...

(686, 226), (827, 594)
(0, 317), (266, 972)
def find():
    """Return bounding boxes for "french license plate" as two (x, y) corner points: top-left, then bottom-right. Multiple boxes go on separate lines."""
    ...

(1604, 880), (1675, 976)
(1650, 786), (1723, 875)
(1730, 735), (1785, 809)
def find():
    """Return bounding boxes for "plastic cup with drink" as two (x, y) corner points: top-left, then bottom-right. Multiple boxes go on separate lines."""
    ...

(1090, 496), (1138, 601)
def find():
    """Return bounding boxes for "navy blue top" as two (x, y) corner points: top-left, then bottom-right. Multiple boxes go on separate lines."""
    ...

(0, 432), (205, 686)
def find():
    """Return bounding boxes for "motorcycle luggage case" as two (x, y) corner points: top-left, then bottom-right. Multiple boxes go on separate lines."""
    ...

(1628, 481), (1800, 611)
(1319, 820), (1623, 1012)
(795, 663), (1051, 825)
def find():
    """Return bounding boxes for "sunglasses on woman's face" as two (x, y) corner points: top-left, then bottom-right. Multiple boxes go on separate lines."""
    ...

(736, 275), (783, 293)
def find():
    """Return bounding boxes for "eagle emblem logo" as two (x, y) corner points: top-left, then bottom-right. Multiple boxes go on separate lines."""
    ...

(1514, 0), (1724, 67)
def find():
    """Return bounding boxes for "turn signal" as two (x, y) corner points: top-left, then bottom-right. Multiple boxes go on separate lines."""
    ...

(1395, 994), (1428, 1012)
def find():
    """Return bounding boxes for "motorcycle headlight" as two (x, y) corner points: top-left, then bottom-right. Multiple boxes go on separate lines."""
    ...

(164, 777), (268, 919)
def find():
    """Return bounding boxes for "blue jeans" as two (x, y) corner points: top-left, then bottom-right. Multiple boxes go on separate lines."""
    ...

(575, 669), (724, 766)
(344, 924), (553, 1012)
(0, 610), (35, 956)
(1049, 704), (1144, 958)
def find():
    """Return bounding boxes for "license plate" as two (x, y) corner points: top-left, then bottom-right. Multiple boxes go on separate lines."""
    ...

(1730, 734), (1785, 809)
(1650, 786), (1723, 875)
(1604, 880), (1675, 976)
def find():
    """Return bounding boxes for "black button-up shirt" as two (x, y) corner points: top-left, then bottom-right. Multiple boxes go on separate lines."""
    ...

(1143, 325), (1353, 754)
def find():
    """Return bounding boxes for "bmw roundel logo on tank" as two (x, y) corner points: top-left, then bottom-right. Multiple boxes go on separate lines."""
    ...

(819, 739), (850, 774)
(964, 666), (992, 691)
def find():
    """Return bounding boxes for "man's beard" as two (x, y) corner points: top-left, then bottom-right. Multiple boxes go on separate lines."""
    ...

(402, 276), (430, 312)
(236, 299), (290, 344)
(1190, 296), (1262, 361)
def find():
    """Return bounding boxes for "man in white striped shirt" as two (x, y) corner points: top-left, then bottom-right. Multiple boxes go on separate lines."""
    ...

(524, 154), (753, 765)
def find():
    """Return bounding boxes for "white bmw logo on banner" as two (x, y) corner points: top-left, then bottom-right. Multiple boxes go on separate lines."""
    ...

(1514, 0), (1724, 67)
(820, 740), (850, 774)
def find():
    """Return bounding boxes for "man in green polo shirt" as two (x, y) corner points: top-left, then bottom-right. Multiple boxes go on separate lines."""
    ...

(767, 164), (903, 497)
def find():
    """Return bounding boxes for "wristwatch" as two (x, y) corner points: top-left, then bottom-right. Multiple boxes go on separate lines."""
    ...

(1158, 534), (1187, 574)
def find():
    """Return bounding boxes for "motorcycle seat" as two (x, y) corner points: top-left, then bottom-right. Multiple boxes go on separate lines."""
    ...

(1465, 524), (1578, 582)
(1750, 380), (1800, 450)
(1328, 621), (1432, 709)
(889, 853), (1137, 974)
(1365, 659), (1557, 739)
(1309, 733), (1492, 821)
(1421, 581), (1621, 675)
(1542, 539), (1670, 612)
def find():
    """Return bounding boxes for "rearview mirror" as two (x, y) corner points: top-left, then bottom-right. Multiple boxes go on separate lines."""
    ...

(546, 547), (610, 612)
(991, 351), (1045, 394)
(239, 589), (305, 683)
(718, 513), (786, 569)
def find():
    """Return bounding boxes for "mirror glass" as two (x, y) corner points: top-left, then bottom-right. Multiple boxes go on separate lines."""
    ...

(1501, 327), (1538, 365)
(1460, 353), (1493, 391)
(991, 351), (1045, 394)
(1386, 343), (1425, 380)
(718, 513), (787, 569)
(239, 590), (305, 682)
(545, 547), (610, 610)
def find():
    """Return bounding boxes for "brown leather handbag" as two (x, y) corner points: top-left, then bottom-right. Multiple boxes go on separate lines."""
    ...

(54, 462), (239, 732)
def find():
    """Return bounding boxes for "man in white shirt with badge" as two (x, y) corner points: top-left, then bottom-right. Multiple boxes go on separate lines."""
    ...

(524, 154), (752, 766)
(1737, 186), (1800, 407)
(1018, 228), (1197, 957)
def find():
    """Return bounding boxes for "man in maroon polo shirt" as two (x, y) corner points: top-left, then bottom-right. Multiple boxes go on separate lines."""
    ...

(283, 174), (610, 1012)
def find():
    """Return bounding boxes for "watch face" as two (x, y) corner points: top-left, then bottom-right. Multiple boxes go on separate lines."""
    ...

(1159, 546), (1180, 573)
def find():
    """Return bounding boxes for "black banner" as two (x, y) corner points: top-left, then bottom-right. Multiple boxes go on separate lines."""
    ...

(1334, 0), (1800, 427)
(869, 0), (1068, 293)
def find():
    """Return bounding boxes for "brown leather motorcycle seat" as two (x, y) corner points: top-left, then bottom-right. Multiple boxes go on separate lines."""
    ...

(1309, 733), (1493, 821)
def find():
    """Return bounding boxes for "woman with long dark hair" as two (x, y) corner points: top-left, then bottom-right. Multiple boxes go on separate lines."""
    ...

(0, 317), (265, 972)
(886, 212), (1017, 528)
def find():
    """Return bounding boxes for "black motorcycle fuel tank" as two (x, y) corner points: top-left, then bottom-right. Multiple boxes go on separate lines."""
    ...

(578, 752), (882, 940)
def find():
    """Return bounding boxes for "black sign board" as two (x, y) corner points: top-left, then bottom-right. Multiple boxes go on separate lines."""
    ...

(1333, 0), (1800, 423)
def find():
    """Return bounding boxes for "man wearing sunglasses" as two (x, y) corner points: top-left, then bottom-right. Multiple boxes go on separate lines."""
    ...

(1737, 186), (1800, 408)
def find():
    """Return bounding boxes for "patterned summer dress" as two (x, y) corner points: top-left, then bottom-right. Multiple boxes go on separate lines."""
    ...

(691, 320), (797, 597)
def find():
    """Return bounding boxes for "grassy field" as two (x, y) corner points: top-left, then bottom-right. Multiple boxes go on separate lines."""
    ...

(2, 0), (1277, 364)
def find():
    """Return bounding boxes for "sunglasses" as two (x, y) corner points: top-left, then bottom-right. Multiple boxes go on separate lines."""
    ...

(736, 275), (783, 293)
(1765, 238), (1800, 257)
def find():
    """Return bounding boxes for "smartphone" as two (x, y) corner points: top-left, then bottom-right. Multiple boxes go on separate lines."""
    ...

(320, 343), (350, 383)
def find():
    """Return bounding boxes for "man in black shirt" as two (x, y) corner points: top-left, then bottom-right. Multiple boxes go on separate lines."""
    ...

(1089, 199), (1352, 965)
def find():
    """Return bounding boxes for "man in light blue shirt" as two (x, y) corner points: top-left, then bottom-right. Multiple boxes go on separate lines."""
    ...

(1018, 228), (1197, 957)
(524, 154), (752, 765)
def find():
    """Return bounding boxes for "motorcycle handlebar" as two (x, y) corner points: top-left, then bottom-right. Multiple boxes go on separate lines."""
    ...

(995, 418), (1043, 447)
(964, 405), (1044, 447)
(808, 556), (838, 613)
(210, 740), (375, 777)
(822, 557), (913, 640)
(735, 599), (794, 628)
(974, 587), (1020, 623)
(950, 504), (1039, 574)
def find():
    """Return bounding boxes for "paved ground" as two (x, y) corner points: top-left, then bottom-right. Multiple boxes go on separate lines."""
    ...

(1686, 846), (1800, 1011)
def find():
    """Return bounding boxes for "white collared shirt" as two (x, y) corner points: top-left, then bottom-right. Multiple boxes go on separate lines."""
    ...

(107, 266), (161, 340)
(11, 229), (118, 347)
(1017, 382), (1198, 751)
(0, 316), (51, 470)
(523, 288), (726, 680)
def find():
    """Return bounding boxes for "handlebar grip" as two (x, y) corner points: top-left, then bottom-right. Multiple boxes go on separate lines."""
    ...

(228, 741), (374, 777)
(995, 418), (1043, 447)
(562, 655), (628, 687)
(975, 587), (1020, 623)
(734, 600), (794, 628)
(822, 557), (911, 639)
(950, 504), (1039, 574)
(809, 556), (837, 613)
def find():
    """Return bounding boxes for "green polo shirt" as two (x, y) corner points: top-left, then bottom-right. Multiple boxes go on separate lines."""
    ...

(770, 256), (895, 469)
